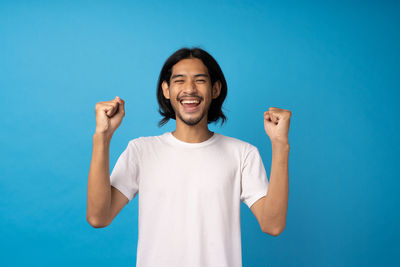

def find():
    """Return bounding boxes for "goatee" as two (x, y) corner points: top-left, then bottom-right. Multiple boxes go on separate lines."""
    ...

(177, 110), (206, 126)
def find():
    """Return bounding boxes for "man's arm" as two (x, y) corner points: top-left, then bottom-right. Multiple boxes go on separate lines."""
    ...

(86, 97), (128, 228)
(87, 133), (128, 228)
(250, 142), (289, 236)
(251, 107), (291, 236)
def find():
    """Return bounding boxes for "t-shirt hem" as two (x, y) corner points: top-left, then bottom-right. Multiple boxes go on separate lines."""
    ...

(111, 183), (133, 202)
(245, 190), (268, 208)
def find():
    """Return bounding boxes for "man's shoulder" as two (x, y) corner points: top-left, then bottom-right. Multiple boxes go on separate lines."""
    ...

(127, 133), (166, 146)
(126, 132), (258, 153)
(216, 133), (257, 151)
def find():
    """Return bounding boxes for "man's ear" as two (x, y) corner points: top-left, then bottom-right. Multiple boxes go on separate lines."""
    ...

(161, 81), (170, 99)
(212, 80), (222, 99)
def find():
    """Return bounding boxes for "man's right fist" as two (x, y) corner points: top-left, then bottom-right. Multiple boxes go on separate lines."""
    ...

(94, 96), (125, 137)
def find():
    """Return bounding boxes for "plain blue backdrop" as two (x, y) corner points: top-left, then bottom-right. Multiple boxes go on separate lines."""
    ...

(1, 0), (399, 266)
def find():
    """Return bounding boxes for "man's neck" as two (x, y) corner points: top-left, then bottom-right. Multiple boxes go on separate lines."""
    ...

(172, 119), (214, 143)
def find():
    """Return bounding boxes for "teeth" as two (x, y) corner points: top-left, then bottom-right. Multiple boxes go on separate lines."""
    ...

(181, 100), (200, 104)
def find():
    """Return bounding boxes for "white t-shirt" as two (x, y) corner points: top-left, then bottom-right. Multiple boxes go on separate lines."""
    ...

(110, 131), (269, 267)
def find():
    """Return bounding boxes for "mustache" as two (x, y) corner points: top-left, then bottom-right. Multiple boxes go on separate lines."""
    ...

(177, 95), (203, 102)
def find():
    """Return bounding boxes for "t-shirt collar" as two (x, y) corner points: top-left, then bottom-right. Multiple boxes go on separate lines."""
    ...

(164, 131), (219, 148)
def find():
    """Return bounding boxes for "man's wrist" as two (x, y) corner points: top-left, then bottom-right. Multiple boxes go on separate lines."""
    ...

(271, 141), (290, 151)
(93, 132), (112, 145)
(271, 142), (290, 164)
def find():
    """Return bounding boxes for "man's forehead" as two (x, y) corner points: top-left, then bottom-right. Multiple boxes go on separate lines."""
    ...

(171, 58), (209, 75)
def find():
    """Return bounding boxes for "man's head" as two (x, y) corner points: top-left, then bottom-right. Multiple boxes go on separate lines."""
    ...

(157, 47), (227, 127)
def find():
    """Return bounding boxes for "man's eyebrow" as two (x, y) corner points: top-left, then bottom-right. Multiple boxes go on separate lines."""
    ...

(194, 74), (209, 78)
(171, 73), (209, 79)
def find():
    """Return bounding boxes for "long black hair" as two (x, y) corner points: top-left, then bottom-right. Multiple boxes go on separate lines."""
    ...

(156, 47), (228, 127)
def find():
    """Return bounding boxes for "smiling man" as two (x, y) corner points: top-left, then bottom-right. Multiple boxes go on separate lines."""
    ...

(87, 47), (291, 267)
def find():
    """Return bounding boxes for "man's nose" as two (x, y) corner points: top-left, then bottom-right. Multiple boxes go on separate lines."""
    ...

(184, 80), (197, 93)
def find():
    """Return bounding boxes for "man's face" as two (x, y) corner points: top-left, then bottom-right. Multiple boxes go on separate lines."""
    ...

(162, 58), (221, 126)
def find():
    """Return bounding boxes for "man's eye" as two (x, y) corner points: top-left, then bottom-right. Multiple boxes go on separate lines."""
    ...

(174, 80), (184, 83)
(196, 80), (206, 83)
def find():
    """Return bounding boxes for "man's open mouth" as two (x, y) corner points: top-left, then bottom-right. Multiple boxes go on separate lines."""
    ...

(180, 99), (201, 112)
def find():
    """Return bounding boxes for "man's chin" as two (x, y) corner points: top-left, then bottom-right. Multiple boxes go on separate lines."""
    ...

(177, 112), (204, 126)
(182, 117), (202, 126)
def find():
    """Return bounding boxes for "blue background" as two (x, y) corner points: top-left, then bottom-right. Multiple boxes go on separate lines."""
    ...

(1, 0), (399, 266)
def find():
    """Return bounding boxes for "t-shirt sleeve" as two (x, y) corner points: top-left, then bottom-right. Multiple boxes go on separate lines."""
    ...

(110, 140), (139, 202)
(240, 145), (269, 208)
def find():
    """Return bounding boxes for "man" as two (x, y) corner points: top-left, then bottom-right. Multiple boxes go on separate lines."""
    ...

(87, 47), (291, 267)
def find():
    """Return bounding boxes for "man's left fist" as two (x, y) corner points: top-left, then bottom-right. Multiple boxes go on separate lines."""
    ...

(264, 107), (292, 145)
